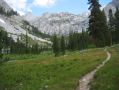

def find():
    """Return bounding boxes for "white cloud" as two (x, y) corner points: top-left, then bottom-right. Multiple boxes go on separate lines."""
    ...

(33, 0), (56, 7)
(17, 11), (25, 16)
(5, 0), (32, 15)
(5, 0), (56, 15)
(5, 0), (27, 10)
(101, 5), (106, 10)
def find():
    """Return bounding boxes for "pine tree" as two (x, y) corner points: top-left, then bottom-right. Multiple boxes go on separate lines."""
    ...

(115, 7), (119, 43)
(32, 43), (39, 54)
(60, 35), (65, 55)
(0, 27), (10, 60)
(68, 31), (75, 50)
(81, 29), (89, 49)
(52, 34), (60, 57)
(16, 37), (20, 54)
(0, 27), (9, 53)
(0, 27), (4, 56)
(73, 32), (79, 50)
(25, 30), (28, 54)
(80, 29), (85, 49)
(9, 36), (14, 54)
(88, 0), (109, 47)
(34, 43), (39, 54)
(108, 9), (115, 44)
(101, 10), (111, 46)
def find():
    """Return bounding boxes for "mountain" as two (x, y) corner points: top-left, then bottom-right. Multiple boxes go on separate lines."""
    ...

(1, 0), (119, 40)
(0, 0), (12, 12)
(23, 12), (37, 22)
(0, 0), (51, 46)
(24, 12), (89, 35)
(104, 0), (119, 17)
(24, 0), (119, 35)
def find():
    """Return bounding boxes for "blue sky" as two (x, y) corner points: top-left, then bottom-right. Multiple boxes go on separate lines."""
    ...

(5, 0), (112, 16)
(30, 0), (112, 16)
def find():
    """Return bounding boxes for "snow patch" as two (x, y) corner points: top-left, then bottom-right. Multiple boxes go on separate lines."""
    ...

(0, 18), (5, 24)
(28, 33), (52, 44)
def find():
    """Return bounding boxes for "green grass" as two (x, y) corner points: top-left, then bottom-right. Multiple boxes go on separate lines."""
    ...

(90, 45), (119, 90)
(5, 51), (52, 61)
(0, 49), (106, 90)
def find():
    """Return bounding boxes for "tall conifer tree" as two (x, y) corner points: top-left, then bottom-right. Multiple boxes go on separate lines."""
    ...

(25, 30), (28, 54)
(60, 35), (65, 55)
(108, 9), (115, 44)
(115, 7), (119, 43)
(88, 0), (109, 47)
(101, 10), (111, 46)
(52, 34), (60, 56)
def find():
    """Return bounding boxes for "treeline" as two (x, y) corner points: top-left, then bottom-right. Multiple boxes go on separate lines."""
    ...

(0, 26), (50, 56)
(0, 6), (18, 17)
(68, 30), (89, 50)
(52, 30), (90, 56)
(108, 8), (119, 44)
(10, 38), (47, 54)
(52, 34), (67, 57)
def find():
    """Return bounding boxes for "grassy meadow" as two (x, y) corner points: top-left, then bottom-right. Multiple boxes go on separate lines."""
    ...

(0, 49), (106, 90)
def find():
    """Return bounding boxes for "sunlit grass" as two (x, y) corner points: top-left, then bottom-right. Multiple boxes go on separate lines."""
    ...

(90, 45), (119, 90)
(0, 49), (106, 90)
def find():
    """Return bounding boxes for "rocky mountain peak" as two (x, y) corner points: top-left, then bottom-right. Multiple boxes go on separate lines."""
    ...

(24, 12), (89, 35)
(23, 12), (37, 21)
(113, 0), (119, 6)
(0, 0), (12, 12)
(104, 0), (119, 17)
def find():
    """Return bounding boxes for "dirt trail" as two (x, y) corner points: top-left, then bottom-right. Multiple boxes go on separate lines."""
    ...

(76, 48), (111, 90)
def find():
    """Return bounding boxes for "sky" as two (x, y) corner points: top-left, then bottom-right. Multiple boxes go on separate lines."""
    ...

(5, 0), (112, 16)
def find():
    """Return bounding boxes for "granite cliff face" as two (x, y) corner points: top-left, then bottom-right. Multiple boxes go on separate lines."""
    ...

(0, 0), (51, 45)
(0, 0), (12, 12)
(104, 0), (119, 17)
(24, 12), (89, 35)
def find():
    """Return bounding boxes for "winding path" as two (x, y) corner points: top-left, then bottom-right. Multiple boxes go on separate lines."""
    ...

(76, 48), (111, 90)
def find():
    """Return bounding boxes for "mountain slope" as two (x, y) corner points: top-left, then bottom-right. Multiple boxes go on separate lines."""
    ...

(0, 0), (52, 46)
(0, 15), (51, 44)
(1, 0), (119, 39)
(24, 12), (89, 35)
(0, 0), (12, 12)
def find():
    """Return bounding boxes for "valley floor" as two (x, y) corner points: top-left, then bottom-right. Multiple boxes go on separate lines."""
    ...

(0, 45), (119, 90)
